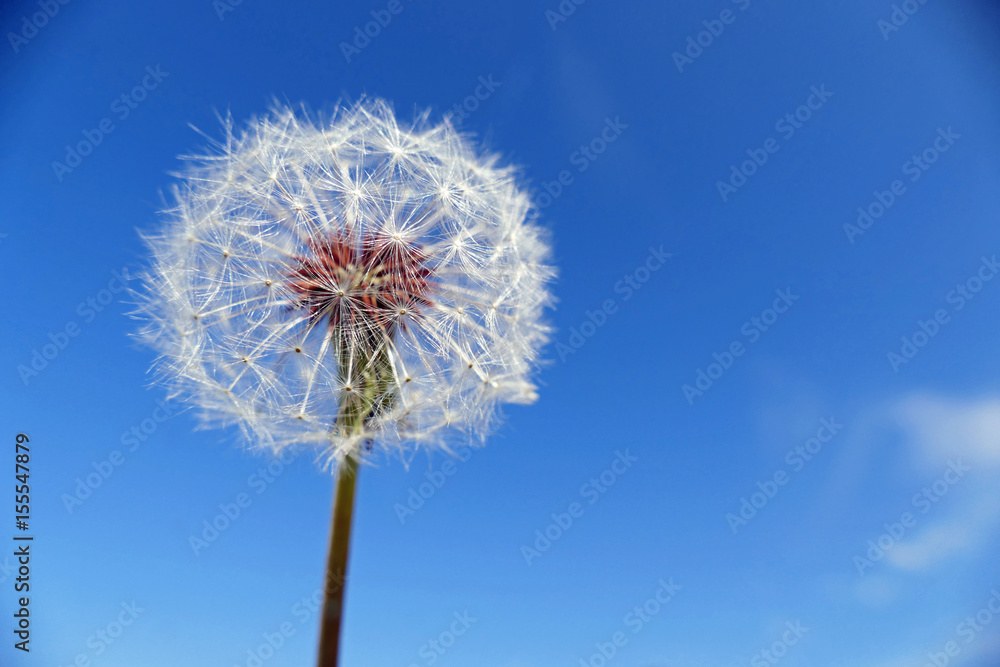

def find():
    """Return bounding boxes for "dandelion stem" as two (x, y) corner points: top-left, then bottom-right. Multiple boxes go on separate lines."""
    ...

(317, 450), (358, 666)
(317, 332), (389, 666)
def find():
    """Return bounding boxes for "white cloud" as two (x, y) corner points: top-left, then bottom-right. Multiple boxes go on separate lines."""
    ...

(894, 394), (1000, 469)
(852, 573), (900, 608)
(885, 521), (975, 571)
(878, 394), (1000, 573)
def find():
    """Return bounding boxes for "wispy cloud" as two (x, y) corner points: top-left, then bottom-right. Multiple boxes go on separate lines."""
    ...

(881, 393), (1000, 573)
(894, 394), (1000, 469)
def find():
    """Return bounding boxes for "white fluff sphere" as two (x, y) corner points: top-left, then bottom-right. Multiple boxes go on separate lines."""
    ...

(137, 100), (554, 464)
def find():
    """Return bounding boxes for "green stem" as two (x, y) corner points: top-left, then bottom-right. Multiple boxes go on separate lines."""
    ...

(316, 451), (359, 666)
(317, 329), (396, 665)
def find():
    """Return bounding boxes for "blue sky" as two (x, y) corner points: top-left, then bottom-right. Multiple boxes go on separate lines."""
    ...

(2, 0), (1000, 665)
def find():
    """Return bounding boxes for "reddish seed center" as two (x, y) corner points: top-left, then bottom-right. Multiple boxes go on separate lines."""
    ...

(286, 230), (432, 336)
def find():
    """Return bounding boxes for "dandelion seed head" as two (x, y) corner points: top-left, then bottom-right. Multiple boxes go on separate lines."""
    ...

(136, 99), (554, 465)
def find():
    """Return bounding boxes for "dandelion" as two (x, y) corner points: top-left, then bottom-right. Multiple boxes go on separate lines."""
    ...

(135, 99), (554, 665)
